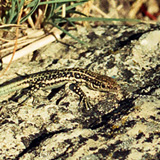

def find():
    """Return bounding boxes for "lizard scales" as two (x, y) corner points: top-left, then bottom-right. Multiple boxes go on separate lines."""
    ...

(0, 68), (120, 109)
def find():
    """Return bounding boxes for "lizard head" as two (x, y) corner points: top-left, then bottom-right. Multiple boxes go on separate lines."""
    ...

(99, 75), (120, 92)
(88, 74), (120, 93)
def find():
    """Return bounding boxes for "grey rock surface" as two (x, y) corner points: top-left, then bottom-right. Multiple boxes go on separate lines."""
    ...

(0, 24), (160, 160)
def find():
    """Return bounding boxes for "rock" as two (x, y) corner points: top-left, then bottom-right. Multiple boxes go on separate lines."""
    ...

(0, 23), (160, 159)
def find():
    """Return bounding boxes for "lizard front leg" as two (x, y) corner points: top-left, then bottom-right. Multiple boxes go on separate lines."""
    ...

(69, 83), (92, 111)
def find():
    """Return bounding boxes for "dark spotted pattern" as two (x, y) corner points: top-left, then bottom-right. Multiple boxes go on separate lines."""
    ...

(0, 68), (120, 101)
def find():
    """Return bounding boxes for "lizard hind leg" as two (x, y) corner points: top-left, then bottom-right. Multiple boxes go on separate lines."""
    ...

(9, 83), (42, 105)
(8, 88), (32, 105)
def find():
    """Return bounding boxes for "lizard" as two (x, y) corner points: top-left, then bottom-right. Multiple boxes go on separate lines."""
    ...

(0, 68), (120, 110)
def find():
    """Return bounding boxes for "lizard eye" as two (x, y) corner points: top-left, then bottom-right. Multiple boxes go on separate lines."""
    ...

(102, 84), (106, 88)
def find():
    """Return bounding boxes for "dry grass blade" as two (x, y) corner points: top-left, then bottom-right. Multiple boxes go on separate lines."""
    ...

(0, 24), (25, 29)
(129, 0), (147, 18)
(2, 28), (62, 64)
(0, 6), (23, 77)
